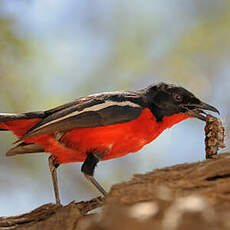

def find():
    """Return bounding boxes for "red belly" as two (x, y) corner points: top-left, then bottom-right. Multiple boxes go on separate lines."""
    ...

(23, 108), (191, 164)
(61, 108), (158, 161)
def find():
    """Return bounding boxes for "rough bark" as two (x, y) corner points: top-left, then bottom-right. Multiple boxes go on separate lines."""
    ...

(1, 152), (230, 230)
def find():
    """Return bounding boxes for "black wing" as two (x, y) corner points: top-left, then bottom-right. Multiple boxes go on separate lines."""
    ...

(19, 91), (146, 141)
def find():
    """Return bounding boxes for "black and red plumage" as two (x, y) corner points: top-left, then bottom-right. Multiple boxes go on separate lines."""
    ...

(0, 82), (219, 205)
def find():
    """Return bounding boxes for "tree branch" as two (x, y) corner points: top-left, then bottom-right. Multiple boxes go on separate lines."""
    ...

(1, 152), (230, 230)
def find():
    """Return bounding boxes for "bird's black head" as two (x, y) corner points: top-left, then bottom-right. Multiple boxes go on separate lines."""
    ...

(144, 83), (219, 122)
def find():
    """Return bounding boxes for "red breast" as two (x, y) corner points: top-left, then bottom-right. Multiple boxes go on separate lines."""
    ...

(42, 108), (192, 163)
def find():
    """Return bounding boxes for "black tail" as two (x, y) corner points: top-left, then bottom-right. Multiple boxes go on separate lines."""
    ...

(0, 111), (45, 122)
(6, 143), (44, 156)
(0, 111), (46, 156)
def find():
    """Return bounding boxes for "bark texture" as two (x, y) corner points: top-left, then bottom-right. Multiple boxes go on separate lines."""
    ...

(1, 152), (230, 230)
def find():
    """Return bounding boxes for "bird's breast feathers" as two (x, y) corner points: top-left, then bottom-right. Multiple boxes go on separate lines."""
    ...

(44, 108), (191, 163)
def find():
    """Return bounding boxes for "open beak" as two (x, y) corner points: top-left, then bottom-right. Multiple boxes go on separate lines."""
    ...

(184, 101), (220, 121)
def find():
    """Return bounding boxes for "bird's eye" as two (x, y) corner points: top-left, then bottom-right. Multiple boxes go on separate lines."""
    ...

(173, 93), (183, 102)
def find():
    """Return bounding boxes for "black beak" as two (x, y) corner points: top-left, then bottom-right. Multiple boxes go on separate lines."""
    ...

(184, 101), (220, 121)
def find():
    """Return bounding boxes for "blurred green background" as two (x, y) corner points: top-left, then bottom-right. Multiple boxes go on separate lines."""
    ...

(0, 0), (229, 215)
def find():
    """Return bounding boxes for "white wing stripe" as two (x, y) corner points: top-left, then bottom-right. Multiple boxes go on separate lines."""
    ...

(32, 100), (140, 132)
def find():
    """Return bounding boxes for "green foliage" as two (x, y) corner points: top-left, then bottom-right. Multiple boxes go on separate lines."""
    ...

(0, 15), (34, 111)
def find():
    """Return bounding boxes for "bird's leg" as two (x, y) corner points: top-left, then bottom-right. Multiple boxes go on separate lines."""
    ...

(48, 155), (61, 206)
(81, 153), (107, 197)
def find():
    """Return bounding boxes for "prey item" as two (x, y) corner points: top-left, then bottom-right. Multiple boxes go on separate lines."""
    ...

(205, 114), (225, 159)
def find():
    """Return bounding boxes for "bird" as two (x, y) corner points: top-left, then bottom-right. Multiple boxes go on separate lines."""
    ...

(0, 82), (219, 205)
